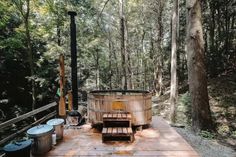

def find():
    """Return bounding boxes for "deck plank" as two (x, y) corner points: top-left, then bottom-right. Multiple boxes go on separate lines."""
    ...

(112, 113), (117, 118)
(127, 113), (131, 119)
(127, 127), (132, 134)
(121, 113), (126, 118)
(118, 127), (122, 134)
(40, 116), (200, 157)
(103, 113), (108, 118)
(108, 127), (112, 133)
(112, 127), (117, 133)
(108, 113), (112, 118)
(122, 127), (127, 134)
(102, 128), (107, 134)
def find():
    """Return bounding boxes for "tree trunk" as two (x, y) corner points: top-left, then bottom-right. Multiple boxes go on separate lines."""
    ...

(112, 44), (120, 88)
(141, 30), (145, 89)
(224, 4), (230, 62)
(144, 59), (147, 90)
(119, 0), (127, 90)
(124, 14), (132, 89)
(57, 18), (61, 46)
(95, 49), (100, 89)
(170, 0), (179, 124)
(24, 0), (35, 110)
(108, 33), (113, 89)
(186, 0), (214, 132)
(153, 0), (164, 96)
(157, 1), (164, 96)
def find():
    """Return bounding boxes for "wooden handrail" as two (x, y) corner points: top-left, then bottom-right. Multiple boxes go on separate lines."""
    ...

(0, 102), (57, 130)
(0, 111), (57, 146)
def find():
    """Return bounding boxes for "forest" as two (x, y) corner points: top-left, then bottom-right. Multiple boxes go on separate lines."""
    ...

(0, 0), (235, 156)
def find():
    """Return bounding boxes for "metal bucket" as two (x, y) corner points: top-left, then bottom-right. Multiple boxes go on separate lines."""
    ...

(3, 140), (31, 157)
(47, 118), (64, 140)
(27, 124), (54, 155)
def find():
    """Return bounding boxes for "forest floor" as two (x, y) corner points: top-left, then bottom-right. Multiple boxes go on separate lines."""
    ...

(152, 72), (236, 157)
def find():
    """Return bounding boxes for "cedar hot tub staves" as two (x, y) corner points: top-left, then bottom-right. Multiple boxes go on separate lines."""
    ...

(88, 90), (152, 126)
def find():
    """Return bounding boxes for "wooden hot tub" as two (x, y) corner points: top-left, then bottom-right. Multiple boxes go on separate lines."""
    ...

(88, 90), (152, 126)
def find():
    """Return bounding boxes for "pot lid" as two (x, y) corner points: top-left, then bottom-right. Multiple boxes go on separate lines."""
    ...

(47, 118), (64, 126)
(3, 140), (31, 152)
(27, 124), (53, 137)
(68, 110), (80, 116)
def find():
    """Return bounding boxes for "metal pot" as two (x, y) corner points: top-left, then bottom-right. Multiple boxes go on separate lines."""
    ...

(3, 140), (31, 157)
(46, 118), (64, 140)
(27, 124), (54, 155)
(67, 110), (81, 126)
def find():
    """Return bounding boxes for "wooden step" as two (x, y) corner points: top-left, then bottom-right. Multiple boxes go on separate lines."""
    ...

(103, 112), (132, 127)
(103, 112), (131, 120)
(102, 127), (134, 143)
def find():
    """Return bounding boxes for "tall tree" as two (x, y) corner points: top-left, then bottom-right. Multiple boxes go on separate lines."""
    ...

(95, 49), (100, 89)
(152, 0), (165, 95)
(125, 13), (133, 90)
(186, 0), (214, 132)
(170, 0), (179, 124)
(13, 0), (35, 110)
(119, 0), (127, 90)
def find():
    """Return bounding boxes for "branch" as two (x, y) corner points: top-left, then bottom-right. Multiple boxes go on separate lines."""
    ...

(13, 0), (25, 18)
(97, 0), (111, 25)
(95, 0), (113, 41)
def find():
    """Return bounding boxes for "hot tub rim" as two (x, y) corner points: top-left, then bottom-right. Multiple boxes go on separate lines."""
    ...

(89, 89), (150, 94)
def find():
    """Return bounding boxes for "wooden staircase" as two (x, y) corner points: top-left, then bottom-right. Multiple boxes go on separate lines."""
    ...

(102, 112), (134, 142)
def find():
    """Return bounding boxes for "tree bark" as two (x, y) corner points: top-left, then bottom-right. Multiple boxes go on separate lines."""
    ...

(95, 49), (100, 89)
(186, 0), (214, 132)
(23, 0), (35, 110)
(124, 10), (132, 89)
(170, 0), (179, 124)
(119, 0), (127, 90)
(157, 0), (164, 96)
(153, 0), (164, 96)
(57, 19), (61, 46)
(108, 33), (113, 89)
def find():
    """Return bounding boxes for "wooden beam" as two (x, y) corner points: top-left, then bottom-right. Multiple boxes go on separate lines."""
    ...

(68, 90), (73, 112)
(59, 54), (66, 117)
(0, 102), (57, 130)
(0, 111), (56, 146)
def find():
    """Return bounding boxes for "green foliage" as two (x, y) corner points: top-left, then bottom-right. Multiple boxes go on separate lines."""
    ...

(0, 0), (30, 107)
(202, 0), (236, 77)
(177, 92), (192, 125)
(217, 124), (230, 136)
(198, 130), (215, 139)
(232, 131), (236, 138)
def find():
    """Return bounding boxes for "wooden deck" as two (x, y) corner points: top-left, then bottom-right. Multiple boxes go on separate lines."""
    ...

(36, 116), (200, 157)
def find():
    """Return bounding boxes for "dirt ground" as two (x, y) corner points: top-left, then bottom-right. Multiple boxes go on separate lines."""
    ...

(175, 127), (236, 157)
(152, 72), (236, 157)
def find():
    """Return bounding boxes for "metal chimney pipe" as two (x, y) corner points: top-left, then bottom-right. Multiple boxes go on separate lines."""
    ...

(68, 11), (78, 110)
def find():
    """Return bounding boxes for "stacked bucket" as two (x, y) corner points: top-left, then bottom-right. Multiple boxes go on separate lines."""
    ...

(3, 118), (64, 157)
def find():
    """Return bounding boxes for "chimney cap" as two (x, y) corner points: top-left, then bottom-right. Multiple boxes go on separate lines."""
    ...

(68, 11), (77, 16)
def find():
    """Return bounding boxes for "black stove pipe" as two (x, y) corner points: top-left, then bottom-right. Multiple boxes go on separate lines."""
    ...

(68, 11), (78, 110)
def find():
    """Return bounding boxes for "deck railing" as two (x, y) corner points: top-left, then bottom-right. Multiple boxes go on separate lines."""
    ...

(0, 102), (58, 146)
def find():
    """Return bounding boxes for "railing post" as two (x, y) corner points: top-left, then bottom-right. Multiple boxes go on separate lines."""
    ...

(59, 54), (66, 117)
